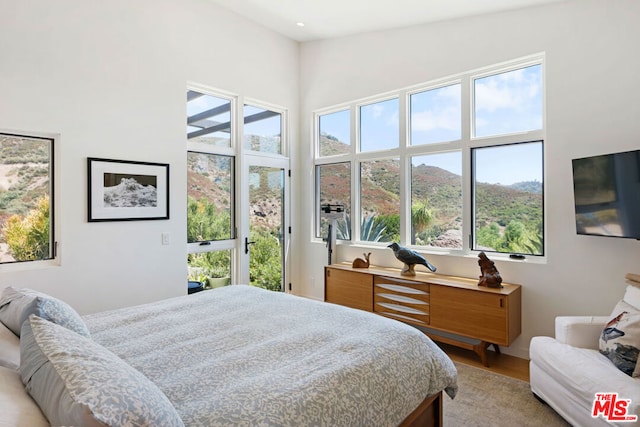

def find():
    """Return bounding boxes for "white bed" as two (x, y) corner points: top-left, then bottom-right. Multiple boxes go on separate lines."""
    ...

(0, 284), (458, 427)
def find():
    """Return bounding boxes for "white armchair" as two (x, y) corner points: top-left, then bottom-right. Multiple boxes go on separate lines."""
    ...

(530, 316), (640, 427)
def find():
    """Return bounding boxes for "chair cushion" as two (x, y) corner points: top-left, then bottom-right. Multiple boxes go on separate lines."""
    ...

(599, 299), (640, 377)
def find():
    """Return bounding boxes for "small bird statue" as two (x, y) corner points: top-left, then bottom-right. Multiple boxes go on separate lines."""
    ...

(387, 243), (436, 276)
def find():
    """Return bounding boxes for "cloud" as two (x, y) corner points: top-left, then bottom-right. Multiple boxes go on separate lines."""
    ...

(412, 106), (460, 132)
(371, 104), (384, 118)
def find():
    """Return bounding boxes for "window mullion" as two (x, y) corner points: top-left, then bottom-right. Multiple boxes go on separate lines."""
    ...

(461, 76), (473, 252)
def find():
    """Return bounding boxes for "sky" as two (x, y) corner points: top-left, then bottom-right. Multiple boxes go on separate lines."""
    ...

(187, 92), (281, 141)
(319, 64), (543, 185)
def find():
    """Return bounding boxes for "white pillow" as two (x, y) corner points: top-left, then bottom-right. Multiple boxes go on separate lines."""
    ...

(0, 365), (49, 427)
(0, 321), (20, 371)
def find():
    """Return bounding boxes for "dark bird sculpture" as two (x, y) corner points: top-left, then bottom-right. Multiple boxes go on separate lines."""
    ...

(387, 243), (436, 276)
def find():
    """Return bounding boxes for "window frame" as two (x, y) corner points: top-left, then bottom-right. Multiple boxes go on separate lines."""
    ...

(313, 54), (546, 261)
(186, 85), (237, 266)
(0, 130), (57, 268)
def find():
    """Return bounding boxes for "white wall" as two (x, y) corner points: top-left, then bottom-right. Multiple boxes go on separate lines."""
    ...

(0, 0), (299, 313)
(297, 0), (640, 358)
(2, 0), (639, 360)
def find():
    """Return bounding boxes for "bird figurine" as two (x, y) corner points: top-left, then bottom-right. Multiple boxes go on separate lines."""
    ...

(387, 243), (436, 276)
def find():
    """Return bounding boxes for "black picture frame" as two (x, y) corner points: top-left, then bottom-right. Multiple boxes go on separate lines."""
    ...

(88, 157), (169, 222)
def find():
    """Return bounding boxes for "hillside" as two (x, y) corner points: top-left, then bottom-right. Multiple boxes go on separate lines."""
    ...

(317, 134), (542, 249)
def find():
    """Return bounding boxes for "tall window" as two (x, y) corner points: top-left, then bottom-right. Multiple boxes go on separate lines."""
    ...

(0, 132), (54, 264)
(471, 63), (544, 255)
(186, 90), (235, 285)
(360, 159), (400, 243)
(314, 56), (545, 258)
(411, 152), (462, 248)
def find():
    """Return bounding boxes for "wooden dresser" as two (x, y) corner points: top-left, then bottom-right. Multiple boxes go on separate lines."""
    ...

(325, 263), (522, 366)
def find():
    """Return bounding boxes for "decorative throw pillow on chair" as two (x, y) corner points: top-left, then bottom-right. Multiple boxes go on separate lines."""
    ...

(599, 286), (640, 377)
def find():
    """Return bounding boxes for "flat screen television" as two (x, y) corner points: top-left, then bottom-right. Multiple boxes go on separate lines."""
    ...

(572, 149), (640, 239)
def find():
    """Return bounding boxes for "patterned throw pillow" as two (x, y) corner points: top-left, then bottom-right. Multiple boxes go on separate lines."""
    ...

(20, 315), (184, 427)
(599, 299), (640, 377)
(0, 286), (90, 338)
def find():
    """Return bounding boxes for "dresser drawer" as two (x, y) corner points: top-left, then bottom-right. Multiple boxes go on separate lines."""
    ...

(374, 276), (430, 327)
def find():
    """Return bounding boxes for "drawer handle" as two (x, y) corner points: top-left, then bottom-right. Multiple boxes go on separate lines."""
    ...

(376, 284), (428, 295)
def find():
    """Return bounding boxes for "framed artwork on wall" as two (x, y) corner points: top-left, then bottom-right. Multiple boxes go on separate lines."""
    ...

(87, 157), (169, 222)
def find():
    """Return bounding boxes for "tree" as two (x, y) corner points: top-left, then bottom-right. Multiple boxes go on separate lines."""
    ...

(187, 196), (230, 242)
(411, 200), (433, 244)
(3, 196), (50, 261)
(249, 228), (282, 291)
(501, 220), (527, 252)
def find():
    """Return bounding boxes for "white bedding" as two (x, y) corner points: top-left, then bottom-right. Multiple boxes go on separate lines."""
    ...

(84, 285), (458, 427)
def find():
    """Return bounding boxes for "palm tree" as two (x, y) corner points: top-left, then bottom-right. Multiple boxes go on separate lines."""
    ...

(411, 200), (433, 244)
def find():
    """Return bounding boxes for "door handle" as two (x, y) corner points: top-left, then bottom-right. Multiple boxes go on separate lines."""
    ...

(245, 237), (256, 254)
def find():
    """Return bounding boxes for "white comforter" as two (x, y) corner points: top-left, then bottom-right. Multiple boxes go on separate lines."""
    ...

(84, 285), (457, 427)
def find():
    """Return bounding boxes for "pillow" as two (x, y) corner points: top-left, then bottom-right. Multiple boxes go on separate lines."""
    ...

(0, 321), (20, 371)
(599, 299), (640, 377)
(0, 286), (90, 338)
(0, 365), (49, 427)
(20, 315), (184, 427)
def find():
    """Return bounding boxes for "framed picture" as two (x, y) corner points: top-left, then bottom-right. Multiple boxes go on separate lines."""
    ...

(88, 157), (169, 222)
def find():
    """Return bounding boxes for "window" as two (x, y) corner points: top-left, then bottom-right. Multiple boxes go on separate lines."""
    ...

(360, 159), (400, 242)
(187, 152), (234, 242)
(187, 90), (232, 148)
(314, 56), (545, 258)
(360, 98), (399, 152)
(316, 162), (351, 239)
(319, 109), (350, 157)
(187, 89), (236, 284)
(0, 132), (54, 264)
(410, 84), (461, 145)
(244, 104), (282, 154)
(411, 152), (462, 248)
(473, 64), (542, 138)
(472, 142), (543, 255)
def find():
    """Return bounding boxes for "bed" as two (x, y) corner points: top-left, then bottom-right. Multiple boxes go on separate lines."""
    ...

(0, 284), (458, 427)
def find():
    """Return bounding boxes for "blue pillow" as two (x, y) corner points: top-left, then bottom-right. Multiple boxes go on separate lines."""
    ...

(0, 286), (90, 338)
(20, 315), (184, 427)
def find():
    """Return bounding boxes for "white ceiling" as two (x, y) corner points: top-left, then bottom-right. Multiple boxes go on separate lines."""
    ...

(208, 0), (566, 42)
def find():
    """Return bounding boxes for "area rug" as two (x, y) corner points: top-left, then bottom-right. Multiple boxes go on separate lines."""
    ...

(443, 362), (571, 426)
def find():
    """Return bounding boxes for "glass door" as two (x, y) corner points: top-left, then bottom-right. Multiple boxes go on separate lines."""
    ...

(239, 156), (289, 291)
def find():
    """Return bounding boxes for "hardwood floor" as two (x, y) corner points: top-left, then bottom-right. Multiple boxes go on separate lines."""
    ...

(437, 342), (530, 382)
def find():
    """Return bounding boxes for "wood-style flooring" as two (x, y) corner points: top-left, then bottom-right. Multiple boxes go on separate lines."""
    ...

(438, 342), (529, 382)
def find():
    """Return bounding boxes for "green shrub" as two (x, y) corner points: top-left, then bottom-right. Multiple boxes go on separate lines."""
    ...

(3, 196), (50, 261)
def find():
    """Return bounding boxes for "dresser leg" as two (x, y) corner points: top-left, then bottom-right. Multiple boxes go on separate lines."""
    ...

(473, 341), (500, 367)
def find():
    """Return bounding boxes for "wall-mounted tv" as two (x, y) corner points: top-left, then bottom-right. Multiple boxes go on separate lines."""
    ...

(572, 149), (640, 239)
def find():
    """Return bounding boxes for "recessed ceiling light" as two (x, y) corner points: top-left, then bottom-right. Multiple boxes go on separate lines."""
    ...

(296, 22), (305, 27)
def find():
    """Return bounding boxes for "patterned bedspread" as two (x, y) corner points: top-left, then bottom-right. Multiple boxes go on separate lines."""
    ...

(84, 285), (457, 427)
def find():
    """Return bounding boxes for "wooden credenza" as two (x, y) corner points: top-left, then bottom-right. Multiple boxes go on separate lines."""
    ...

(325, 263), (522, 366)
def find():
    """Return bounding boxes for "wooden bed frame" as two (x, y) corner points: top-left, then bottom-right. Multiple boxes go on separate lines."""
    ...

(400, 391), (443, 427)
